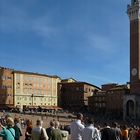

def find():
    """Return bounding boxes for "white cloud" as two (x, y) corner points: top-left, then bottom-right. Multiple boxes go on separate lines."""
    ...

(0, 2), (57, 40)
(86, 33), (116, 54)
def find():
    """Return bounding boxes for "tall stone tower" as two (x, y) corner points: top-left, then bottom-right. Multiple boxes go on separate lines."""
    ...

(127, 0), (140, 94)
(123, 0), (140, 120)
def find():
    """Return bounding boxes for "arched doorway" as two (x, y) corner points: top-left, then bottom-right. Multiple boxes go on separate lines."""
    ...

(126, 100), (135, 117)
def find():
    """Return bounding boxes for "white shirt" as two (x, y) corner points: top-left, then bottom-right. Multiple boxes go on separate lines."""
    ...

(81, 124), (101, 140)
(31, 126), (48, 140)
(70, 120), (85, 140)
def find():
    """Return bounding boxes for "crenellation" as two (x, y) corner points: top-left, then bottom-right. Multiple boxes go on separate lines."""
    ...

(127, 3), (140, 20)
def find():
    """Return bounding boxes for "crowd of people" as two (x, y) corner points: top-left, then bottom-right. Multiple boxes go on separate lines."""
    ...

(0, 113), (68, 140)
(0, 112), (140, 140)
(70, 113), (140, 140)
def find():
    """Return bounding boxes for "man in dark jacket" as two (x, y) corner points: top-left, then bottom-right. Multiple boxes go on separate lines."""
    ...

(46, 121), (55, 140)
(101, 123), (113, 140)
(111, 122), (122, 140)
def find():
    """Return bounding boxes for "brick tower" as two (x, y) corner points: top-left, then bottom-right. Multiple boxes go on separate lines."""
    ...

(127, 0), (140, 94)
(123, 0), (140, 120)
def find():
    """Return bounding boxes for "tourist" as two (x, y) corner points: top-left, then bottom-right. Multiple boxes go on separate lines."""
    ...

(100, 123), (113, 140)
(49, 121), (63, 140)
(0, 117), (15, 140)
(21, 118), (26, 129)
(25, 119), (32, 140)
(111, 122), (122, 140)
(31, 119), (48, 140)
(70, 113), (85, 140)
(46, 120), (55, 140)
(129, 125), (137, 140)
(81, 117), (101, 140)
(121, 125), (129, 140)
(14, 117), (23, 140)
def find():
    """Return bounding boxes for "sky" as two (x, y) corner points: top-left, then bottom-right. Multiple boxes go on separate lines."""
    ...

(0, 0), (130, 87)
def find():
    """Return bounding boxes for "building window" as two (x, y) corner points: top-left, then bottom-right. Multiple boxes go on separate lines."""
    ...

(103, 103), (105, 107)
(2, 76), (6, 80)
(76, 87), (79, 91)
(8, 76), (12, 80)
(85, 88), (88, 92)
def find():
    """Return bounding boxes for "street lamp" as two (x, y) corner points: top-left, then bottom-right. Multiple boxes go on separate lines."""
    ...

(31, 94), (33, 106)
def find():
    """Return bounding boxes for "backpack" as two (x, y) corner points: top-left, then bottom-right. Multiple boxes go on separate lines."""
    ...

(13, 125), (22, 140)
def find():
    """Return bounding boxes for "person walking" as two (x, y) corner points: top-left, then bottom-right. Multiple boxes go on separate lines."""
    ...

(81, 117), (101, 140)
(46, 120), (55, 140)
(100, 123), (113, 140)
(111, 122), (122, 140)
(121, 125), (129, 140)
(136, 126), (140, 140)
(129, 125), (137, 140)
(0, 117), (15, 140)
(14, 117), (23, 140)
(31, 119), (48, 140)
(49, 121), (63, 140)
(70, 113), (85, 140)
(25, 119), (32, 140)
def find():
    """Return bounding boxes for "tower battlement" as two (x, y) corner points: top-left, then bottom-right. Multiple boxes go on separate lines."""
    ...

(127, 0), (140, 20)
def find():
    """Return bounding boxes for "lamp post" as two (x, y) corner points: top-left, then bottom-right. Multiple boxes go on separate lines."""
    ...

(31, 94), (33, 106)
(31, 94), (44, 107)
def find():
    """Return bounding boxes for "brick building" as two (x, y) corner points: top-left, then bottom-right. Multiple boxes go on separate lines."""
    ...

(0, 66), (61, 110)
(13, 70), (60, 109)
(88, 83), (130, 118)
(106, 84), (130, 117)
(58, 80), (101, 111)
(0, 67), (14, 109)
(88, 91), (106, 114)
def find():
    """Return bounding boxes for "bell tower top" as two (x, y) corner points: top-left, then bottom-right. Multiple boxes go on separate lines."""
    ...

(131, 0), (137, 5)
(127, 0), (140, 20)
